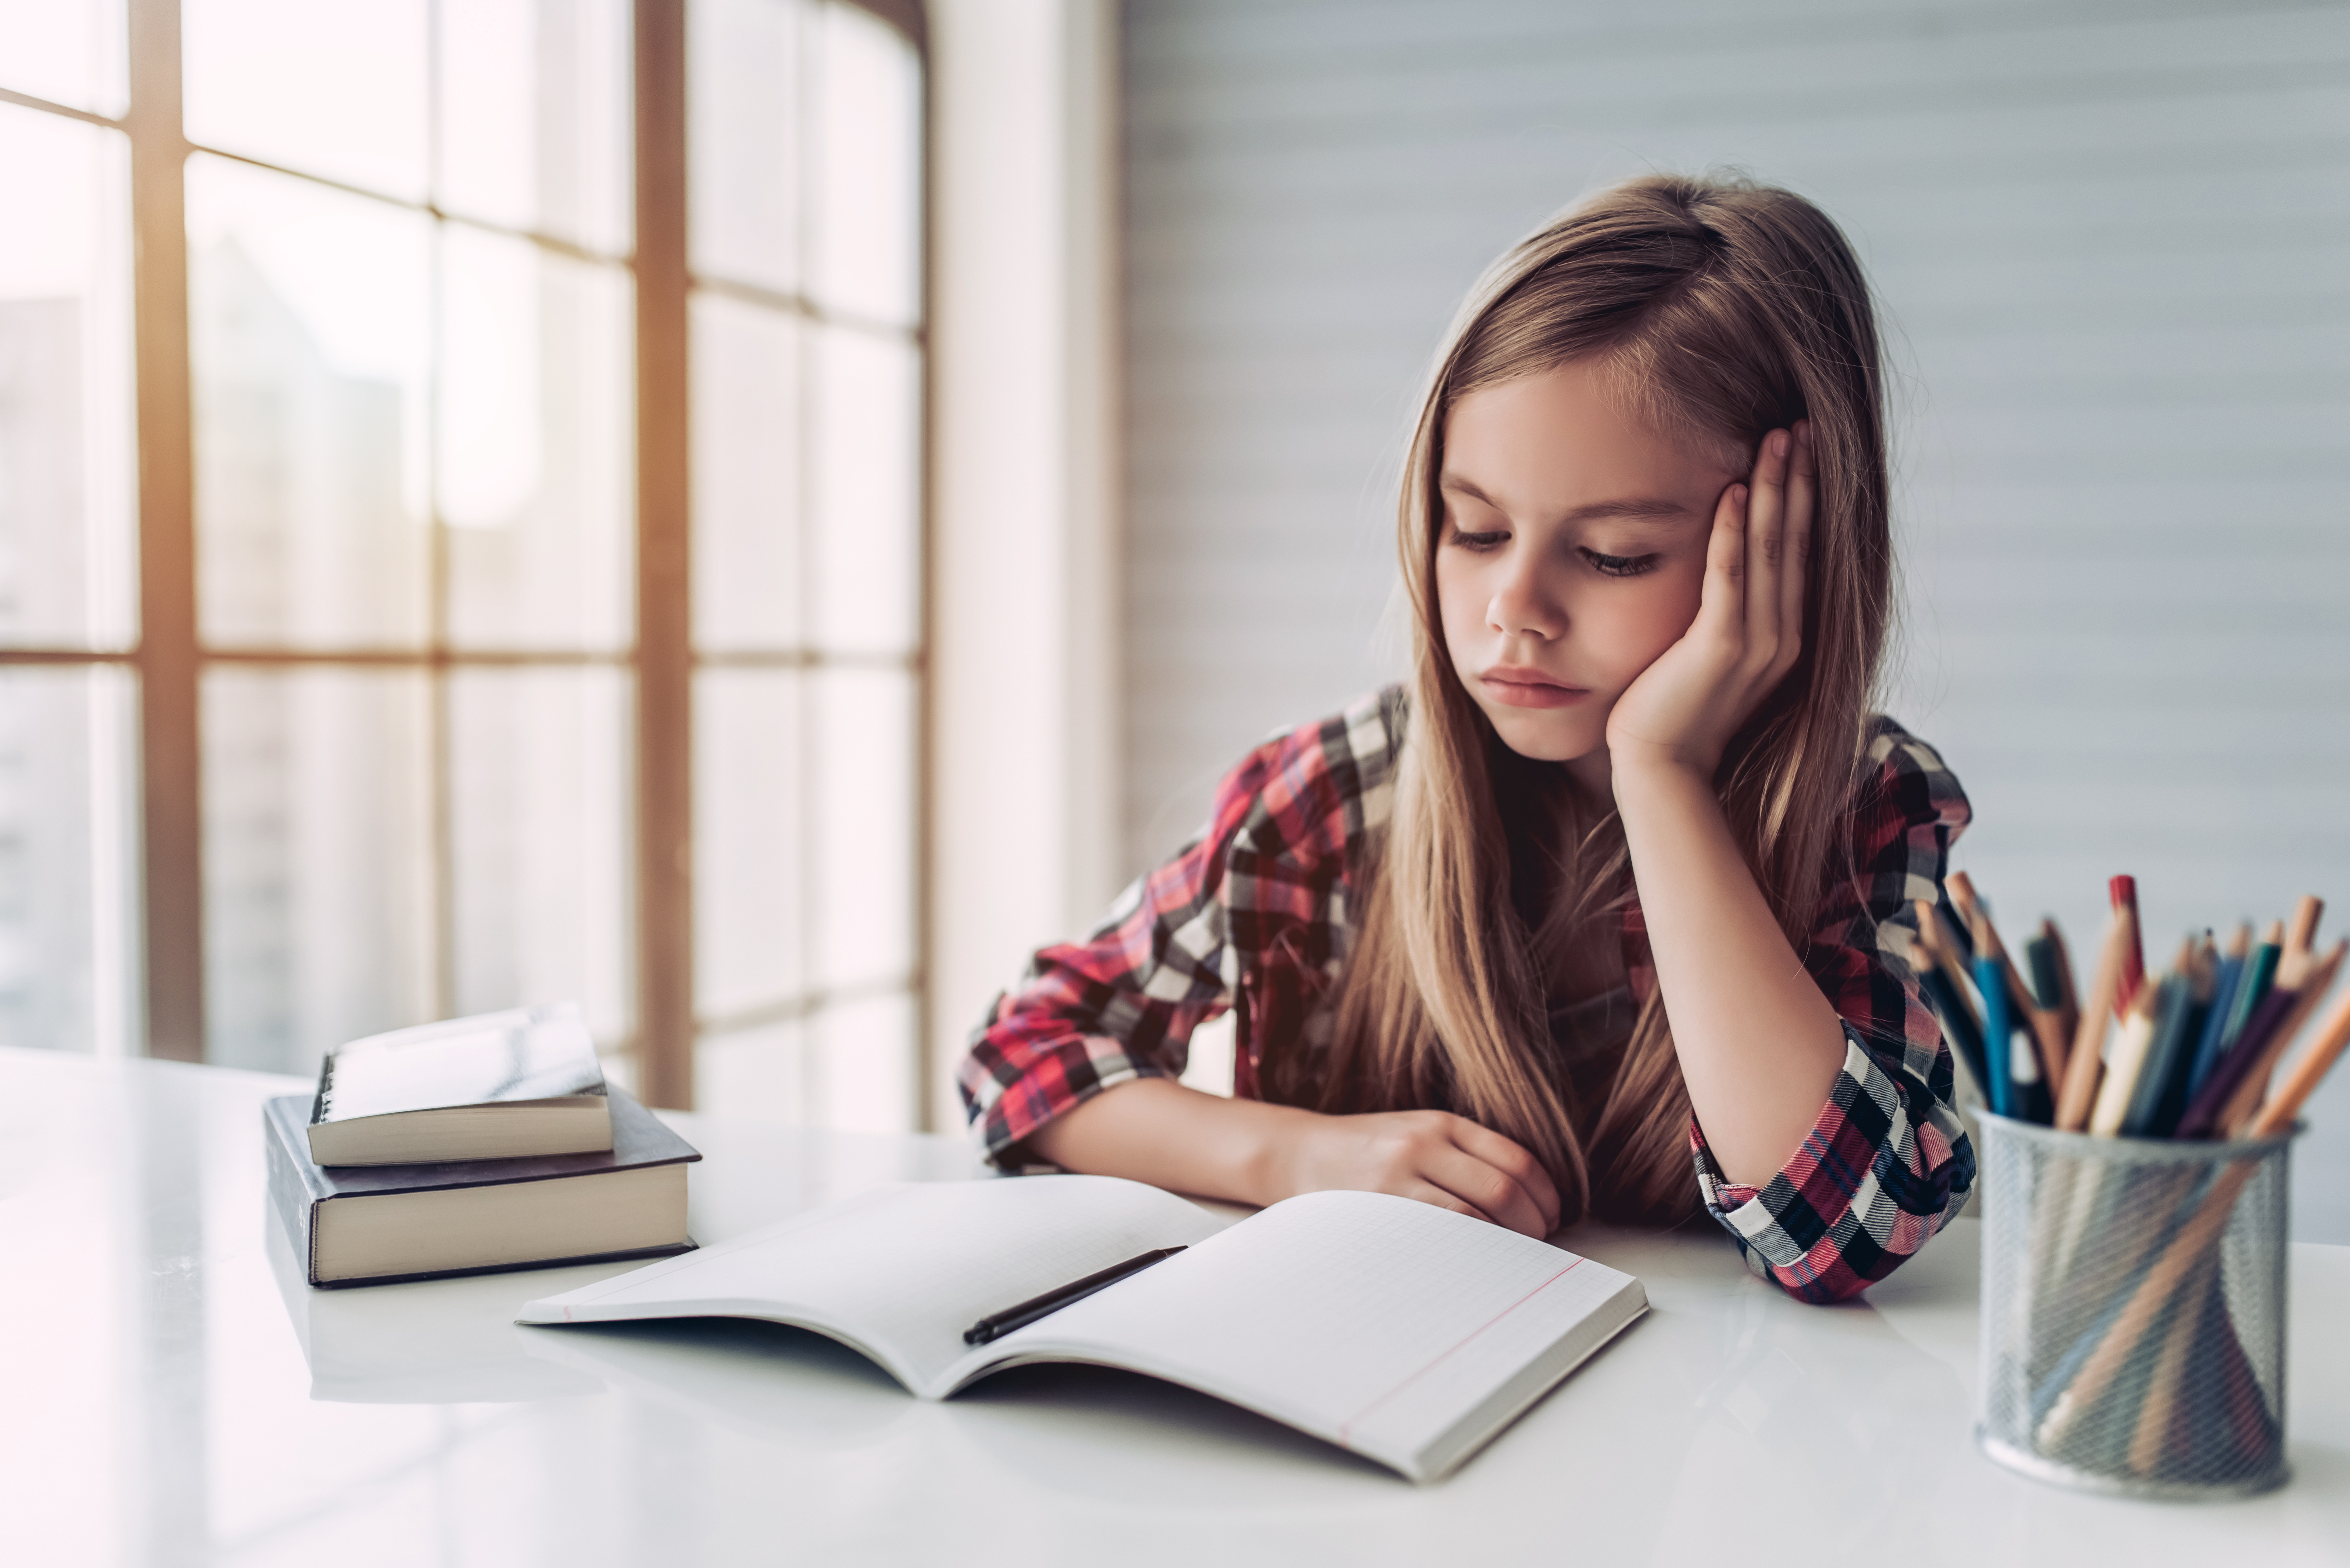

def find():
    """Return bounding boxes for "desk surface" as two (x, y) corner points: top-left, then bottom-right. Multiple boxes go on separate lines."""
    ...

(6, 1046), (2348, 1567)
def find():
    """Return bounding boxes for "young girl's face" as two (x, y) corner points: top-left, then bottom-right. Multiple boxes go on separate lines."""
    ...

(1435, 360), (1739, 770)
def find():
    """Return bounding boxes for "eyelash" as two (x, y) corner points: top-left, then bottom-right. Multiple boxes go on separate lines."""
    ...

(1582, 549), (1660, 579)
(1446, 529), (1660, 580)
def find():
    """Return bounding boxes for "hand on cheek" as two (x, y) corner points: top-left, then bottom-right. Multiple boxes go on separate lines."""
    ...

(1602, 421), (1814, 782)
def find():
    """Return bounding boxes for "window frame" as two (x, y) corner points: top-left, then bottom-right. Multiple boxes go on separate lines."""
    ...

(0, 0), (929, 1114)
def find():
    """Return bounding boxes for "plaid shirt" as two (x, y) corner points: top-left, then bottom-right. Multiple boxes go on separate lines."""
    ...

(959, 687), (1976, 1304)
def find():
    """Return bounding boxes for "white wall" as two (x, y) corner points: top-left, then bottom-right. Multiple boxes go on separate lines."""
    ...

(1119, 0), (2350, 1237)
(927, 0), (1124, 1131)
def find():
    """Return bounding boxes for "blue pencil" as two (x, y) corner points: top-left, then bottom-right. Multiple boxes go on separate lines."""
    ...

(2219, 924), (2285, 1067)
(1977, 952), (2014, 1118)
(2184, 935), (2246, 1099)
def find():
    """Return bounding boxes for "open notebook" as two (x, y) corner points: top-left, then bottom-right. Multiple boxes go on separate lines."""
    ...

(518, 1176), (1646, 1481)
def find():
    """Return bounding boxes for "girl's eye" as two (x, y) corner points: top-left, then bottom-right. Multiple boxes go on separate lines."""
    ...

(1580, 548), (1660, 579)
(1449, 528), (1508, 552)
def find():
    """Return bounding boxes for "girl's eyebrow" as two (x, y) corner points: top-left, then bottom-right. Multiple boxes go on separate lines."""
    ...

(1438, 473), (1692, 524)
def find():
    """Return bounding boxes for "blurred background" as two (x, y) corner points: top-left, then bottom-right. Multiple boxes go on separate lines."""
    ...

(1, 0), (923, 1130)
(4, 0), (2348, 1236)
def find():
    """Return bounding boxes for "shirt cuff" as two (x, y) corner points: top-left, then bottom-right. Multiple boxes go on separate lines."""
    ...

(1693, 1024), (1975, 1293)
(971, 1038), (1176, 1169)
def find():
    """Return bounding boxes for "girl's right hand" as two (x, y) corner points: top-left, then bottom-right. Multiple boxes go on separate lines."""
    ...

(1273, 1109), (1561, 1238)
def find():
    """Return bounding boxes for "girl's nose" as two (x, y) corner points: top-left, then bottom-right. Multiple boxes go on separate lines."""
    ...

(1488, 556), (1564, 642)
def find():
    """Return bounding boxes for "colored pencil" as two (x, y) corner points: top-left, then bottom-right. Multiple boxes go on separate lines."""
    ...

(1918, 898), (1981, 1000)
(2286, 895), (2323, 968)
(2024, 934), (2062, 1010)
(1948, 875), (2031, 1019)
(2175, 981), (2300, 1140)
(2043, 918), (2081, 1041)
(1912, 901), (1989, 1099)
(2174, 941), (2343, 1140)
(2057, 905), (2134, 1132)
(1978, 949), (2013, 1118)
(1966, 910), (2054, 1124)
(1949, 875), (2066, 1098)
(1937, 894), (1975, 963)
(2183, 925), (2250, 1100)
(1921, 967), (1989, 1099)
(2089, 982), (2165, 1137)
(2145, 937), (2217, 1137)
(2216, 922), (2284, 1067)
(2127, 939), (2209, 1137)
(2023, 931), (2069, 1083)
(2026, 921), (2081, 1056)
(2220, 943), (2345, 1137)
(2110, 876), (2144, 1014)
(2251, 971), (2350, 1137)
(2127, 1249), (2219, 1477)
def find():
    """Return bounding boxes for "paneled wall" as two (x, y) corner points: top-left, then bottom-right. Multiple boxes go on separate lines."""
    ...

(1119, 0), (2350, 1236)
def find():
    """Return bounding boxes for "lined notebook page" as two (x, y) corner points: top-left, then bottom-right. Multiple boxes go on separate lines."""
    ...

(520, 1176), (1222, 1393)
(1014, 1190), (1638, 1464)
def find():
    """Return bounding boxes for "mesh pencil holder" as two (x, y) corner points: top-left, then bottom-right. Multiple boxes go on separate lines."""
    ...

(1975, 1111), (2296, 1500)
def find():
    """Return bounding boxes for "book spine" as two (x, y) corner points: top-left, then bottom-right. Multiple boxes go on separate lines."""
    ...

(263, 1102), (329, 1286)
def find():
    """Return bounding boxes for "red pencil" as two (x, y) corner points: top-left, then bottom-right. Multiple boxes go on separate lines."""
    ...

(2110, 875), (2144, 1015)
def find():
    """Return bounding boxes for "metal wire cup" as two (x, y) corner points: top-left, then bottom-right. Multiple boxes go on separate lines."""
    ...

(1974, 1111), (2296, 1499)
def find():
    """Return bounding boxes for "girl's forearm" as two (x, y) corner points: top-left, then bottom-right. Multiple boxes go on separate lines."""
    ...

(1024, 1076), (1317, 1206)
(1030, 1074), (1566, 1236)
(1614, 760), (1846, 1186)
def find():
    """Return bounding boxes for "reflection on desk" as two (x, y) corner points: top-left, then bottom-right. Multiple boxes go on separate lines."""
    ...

(5, 1045), (2347, 1567)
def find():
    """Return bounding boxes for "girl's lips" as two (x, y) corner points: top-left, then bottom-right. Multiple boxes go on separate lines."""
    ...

(1479, 671), (1591, 710)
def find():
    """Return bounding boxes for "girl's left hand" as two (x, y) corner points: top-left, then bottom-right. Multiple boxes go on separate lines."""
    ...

(1603, 422), (1813, 782)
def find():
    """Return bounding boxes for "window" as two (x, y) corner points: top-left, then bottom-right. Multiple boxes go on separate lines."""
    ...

(0, 0), (925, 1131)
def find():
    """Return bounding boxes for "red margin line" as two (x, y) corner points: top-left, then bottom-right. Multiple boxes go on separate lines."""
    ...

(1338, 1258), (1584, 1446)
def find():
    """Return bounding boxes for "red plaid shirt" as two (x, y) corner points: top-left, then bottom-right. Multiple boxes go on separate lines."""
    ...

(958, 687), (1976, 1304)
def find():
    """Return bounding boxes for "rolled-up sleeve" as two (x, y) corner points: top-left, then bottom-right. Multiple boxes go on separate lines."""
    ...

(1692, 720), (1977, 1304)
(955, 829), (1238, 1167)
(957, 693), (1396, 1165)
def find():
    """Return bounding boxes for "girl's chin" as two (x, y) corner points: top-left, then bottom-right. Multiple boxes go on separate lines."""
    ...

(1481, 704), (1607, 765)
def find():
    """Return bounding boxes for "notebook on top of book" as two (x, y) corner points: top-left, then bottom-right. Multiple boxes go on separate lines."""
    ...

(306, 1003), (611, 1166)
(518, 1176), (1647, 1482)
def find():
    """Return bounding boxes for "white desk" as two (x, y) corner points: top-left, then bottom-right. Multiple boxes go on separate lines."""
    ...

(5, 1046), (2346, 1567)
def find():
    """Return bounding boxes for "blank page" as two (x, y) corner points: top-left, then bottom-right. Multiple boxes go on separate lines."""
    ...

(999, 1190), (1641, 1472)
(519, 1176), (1222, 1393)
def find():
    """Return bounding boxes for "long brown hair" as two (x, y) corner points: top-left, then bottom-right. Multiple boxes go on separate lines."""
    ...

(1260, 174), (1894, 1227)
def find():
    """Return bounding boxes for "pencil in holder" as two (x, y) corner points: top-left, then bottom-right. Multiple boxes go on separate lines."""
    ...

(1975, 1111), (2295, 1499)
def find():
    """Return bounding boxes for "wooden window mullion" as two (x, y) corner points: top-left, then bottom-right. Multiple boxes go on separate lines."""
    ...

(127, 0), (201, 1062)
(635, 0), (694, 1108)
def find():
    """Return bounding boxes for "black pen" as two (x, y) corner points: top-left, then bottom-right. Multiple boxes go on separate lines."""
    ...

(962, 1247), (1187, 1346)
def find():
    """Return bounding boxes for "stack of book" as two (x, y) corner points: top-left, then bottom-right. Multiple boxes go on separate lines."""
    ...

(264, 1004), (701, 1288)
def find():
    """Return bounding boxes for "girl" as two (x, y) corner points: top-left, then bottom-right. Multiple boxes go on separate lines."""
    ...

(957, 174), (1974, 1304)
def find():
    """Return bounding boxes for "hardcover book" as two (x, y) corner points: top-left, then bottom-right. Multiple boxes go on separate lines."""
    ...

(266, 1086), (700, 1288)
